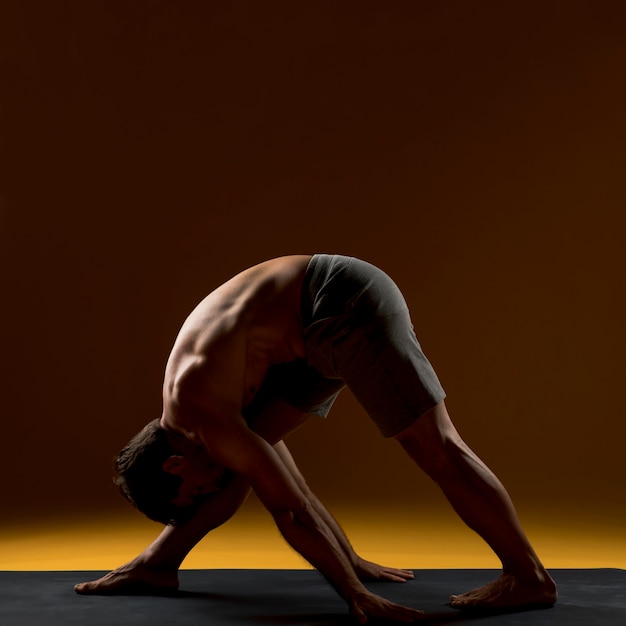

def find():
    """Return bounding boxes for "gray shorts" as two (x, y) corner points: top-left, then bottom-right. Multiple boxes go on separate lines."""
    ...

(250, 254), (446, 437)
(302, 254), (445, 436)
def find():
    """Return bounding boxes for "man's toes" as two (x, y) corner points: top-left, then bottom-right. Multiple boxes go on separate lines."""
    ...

(75, 580), (110, 594)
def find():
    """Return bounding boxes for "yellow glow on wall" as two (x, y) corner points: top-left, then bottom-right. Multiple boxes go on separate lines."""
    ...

(2, 505), (624, 572)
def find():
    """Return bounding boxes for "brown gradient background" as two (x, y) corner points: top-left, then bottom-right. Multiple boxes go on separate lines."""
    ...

(1, 1), (625, 565)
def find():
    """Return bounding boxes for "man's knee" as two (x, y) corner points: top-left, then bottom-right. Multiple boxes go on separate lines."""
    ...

(394, 402), (465, 479)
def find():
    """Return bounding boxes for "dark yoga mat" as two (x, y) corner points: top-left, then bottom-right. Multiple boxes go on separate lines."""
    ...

(1, 569), (624, 625)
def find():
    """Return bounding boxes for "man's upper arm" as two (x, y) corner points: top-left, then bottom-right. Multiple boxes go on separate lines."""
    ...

(197, 414), (308, 517)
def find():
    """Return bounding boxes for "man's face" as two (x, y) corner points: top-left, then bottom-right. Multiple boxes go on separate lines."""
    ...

(162, 446), (227, 507)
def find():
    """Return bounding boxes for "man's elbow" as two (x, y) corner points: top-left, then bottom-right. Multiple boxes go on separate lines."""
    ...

(272, 500), (316, 534)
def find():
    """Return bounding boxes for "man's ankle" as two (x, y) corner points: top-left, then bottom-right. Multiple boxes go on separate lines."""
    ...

(137, 548), (180, 570)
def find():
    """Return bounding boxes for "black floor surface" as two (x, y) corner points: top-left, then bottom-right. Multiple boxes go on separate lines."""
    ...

(1, 569), (624, 625)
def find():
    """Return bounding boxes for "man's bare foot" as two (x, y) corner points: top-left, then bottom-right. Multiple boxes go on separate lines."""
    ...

(449, 571), (557, 611)
(74, 560), (179, 596)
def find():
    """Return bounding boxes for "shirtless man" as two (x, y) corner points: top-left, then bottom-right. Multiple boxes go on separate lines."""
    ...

(75, 254), (557, 622)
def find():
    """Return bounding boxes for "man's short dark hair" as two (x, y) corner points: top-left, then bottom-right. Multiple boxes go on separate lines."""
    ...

(114, 419), (193, 525)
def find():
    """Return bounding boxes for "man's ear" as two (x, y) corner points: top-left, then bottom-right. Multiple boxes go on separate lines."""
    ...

(162, 455), (185, 474)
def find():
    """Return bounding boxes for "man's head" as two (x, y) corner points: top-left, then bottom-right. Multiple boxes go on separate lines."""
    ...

(114, 419), (228, 525)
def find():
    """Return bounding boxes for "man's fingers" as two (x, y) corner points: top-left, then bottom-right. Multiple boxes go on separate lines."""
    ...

(376, 604), (425, 623)
(352, 593), (425, 624)
(379, 572), (409, 583)
(381, 568), (415, 582)
(389, 574), (410, 583)
(390, 603), (425, 622)
(351, 604), (368, 624)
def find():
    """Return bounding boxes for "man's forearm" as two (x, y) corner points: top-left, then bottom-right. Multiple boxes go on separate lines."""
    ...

(307, 492), (360, 568)
(273, 503), (367, 602)
(271, 441), (360, 570)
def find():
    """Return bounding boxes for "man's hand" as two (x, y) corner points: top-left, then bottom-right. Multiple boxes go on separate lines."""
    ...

(355, 557), (414, 583)
(350, 590), (424, 623)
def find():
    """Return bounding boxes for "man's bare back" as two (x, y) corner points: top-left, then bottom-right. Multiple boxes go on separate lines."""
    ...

(161, 255), (312, 438)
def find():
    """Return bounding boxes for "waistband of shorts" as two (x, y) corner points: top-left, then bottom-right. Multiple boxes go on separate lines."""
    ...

(301, 254), (335, 327)
(300, 253), (355, 328)
(300, 254), (322, 327)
